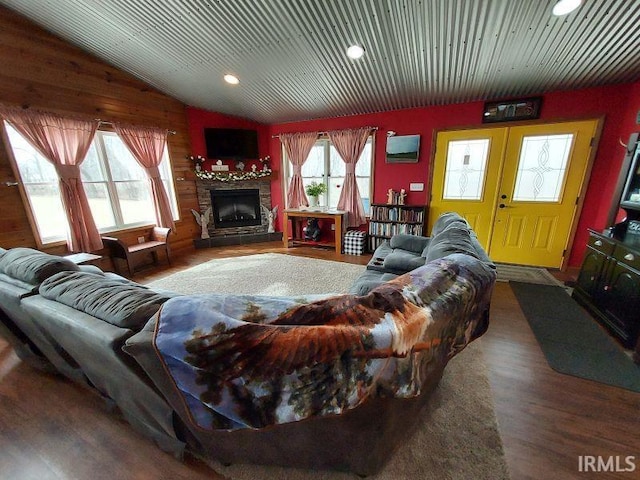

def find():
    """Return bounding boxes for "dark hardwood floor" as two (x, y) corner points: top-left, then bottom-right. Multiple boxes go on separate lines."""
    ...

(1, 243), (638, 479)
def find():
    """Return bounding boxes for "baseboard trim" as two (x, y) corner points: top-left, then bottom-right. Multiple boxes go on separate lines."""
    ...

(194, 232), (283, 248)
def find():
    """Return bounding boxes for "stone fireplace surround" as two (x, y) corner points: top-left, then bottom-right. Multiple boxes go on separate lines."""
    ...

(194, 177), (282, 248)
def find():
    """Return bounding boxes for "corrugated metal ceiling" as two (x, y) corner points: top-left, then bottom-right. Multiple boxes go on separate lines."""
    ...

(1, 0), (639, 124)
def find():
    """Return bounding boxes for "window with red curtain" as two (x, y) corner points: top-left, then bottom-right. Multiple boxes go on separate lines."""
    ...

(283, 136), (373, 213)
(5, 124), (178, 244)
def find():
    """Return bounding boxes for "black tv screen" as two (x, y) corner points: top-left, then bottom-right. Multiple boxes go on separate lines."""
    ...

(204, 128), (259, 160)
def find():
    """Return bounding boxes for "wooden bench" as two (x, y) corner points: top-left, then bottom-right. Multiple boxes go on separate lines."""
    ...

(101, 227), (171, 277)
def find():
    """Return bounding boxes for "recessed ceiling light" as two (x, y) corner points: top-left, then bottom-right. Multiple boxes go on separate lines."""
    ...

(224, 74), (239, 85)
(346, 44), (365, 60)
(552, 0), (582, 16)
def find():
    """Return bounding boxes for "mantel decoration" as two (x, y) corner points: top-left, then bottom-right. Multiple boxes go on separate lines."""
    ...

(190, 155), (273, 181)
(259, 155), (271, 171)
(187, 155), (206, 172)
(195, 168), (272, 181)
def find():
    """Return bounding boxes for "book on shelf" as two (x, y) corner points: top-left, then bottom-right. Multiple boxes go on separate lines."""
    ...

(367, 204), (428, 252)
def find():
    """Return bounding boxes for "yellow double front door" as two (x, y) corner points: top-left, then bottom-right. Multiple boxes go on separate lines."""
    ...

(429, 120), (599, 268)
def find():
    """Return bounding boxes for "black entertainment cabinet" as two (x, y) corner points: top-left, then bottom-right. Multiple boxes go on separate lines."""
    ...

(572, 134), (640, 351)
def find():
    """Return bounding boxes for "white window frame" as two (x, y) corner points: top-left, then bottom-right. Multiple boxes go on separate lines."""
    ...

(283, 135), (374, 213)
(3, 122), (179, 246)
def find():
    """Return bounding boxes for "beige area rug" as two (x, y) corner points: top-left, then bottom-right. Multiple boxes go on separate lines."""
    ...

(148, 253), (364, 295)
(151, 254), (509, 479)
(495, 262), (563, 286)
(208, 341), (509, 480)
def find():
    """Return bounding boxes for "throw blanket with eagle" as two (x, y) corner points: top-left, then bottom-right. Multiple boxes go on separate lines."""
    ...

(152, 254), (496, 430)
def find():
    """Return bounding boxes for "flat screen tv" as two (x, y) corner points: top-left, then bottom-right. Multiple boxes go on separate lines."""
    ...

(204, 128), (259, 160)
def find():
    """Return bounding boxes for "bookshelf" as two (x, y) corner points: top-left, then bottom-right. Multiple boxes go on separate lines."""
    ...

(368, 204), (428, 251)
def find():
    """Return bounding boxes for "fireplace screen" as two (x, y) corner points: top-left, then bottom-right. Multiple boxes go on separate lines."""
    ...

(210, 188), (262, 228)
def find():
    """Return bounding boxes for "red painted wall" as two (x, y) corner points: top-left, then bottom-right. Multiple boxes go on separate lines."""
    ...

(185, 106), (271, 170)
(186, 81), (640, 267)
(185, 107), (279, 217)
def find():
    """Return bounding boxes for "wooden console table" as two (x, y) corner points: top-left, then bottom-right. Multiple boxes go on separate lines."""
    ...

(283, 208), (346, 254)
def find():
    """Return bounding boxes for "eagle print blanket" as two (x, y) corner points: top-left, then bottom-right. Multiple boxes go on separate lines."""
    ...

(152, 254), (496, 431)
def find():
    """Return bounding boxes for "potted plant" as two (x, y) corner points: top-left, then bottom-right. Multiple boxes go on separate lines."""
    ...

(305, 181), (327, 207)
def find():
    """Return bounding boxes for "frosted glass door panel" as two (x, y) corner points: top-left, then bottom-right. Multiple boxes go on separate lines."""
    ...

(512, 134), (573, 202)
(443, 139), (490, 200)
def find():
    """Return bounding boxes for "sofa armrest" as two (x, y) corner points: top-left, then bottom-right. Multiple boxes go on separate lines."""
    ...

(389, 234), (430, 253)
(101, 236), (128, 259)
(383, 252), (426, 274)
(151, 227), (171, 242)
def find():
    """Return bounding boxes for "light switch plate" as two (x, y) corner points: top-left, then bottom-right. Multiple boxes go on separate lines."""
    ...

(636, 109), (640, 124)
(409, 183), (424, 191)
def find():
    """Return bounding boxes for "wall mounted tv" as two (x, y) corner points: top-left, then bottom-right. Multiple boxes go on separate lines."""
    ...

(204, 128), (259, 160)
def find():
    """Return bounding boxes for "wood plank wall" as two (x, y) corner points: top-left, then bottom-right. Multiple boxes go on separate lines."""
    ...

(0, 6), (199, 255)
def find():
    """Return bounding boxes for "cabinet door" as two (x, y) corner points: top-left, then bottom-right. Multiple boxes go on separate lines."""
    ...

(575, 247), (608, 299)
(601, 262), (640, 347)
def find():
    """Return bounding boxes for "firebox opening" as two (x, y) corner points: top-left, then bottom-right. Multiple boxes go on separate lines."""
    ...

(210, 188), (262, 229)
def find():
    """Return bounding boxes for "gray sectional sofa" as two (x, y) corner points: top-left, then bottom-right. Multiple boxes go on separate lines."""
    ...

(0, 214), (496, 476)
(350, 211), (491, 295)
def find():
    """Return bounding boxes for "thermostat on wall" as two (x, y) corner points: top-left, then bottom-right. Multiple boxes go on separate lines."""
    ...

(409, 183), (424, 191)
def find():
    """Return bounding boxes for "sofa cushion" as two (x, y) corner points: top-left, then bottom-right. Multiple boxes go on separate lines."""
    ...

(424, 224), (481, 263)
(349, 269), (400, 295)
(0, 272), (38, 294)
(383, 251), (426, 274)
(0, 247), (79, 285)
(39, 271), (172, 330)
(389, 234), (430, 253)
(78, 264), (105, 275)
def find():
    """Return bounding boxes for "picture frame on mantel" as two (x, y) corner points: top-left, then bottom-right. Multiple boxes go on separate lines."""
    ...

(386, 134), (420, 163)
(482, 96), (542, 123)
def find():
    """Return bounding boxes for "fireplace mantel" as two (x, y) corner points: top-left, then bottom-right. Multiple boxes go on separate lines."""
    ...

(193, 169), (277, 182)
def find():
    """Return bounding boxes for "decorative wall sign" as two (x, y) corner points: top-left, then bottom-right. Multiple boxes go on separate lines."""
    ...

(482, 97), (542, 123)
(386, 134), (420, 163)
